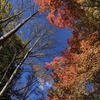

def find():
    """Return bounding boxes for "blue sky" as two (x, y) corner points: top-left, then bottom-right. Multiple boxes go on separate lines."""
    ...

(11, 0), (72, 99)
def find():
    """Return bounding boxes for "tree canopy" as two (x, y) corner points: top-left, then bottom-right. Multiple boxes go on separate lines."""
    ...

(0, 0), (100, 100)
(35, 0), (100, 100)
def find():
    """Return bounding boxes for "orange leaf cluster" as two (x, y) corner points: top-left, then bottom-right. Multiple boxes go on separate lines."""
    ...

(45, 31), (100, 99)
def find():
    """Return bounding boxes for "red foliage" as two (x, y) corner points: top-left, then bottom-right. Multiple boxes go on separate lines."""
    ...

(34, 0), (84, 28)
(34, 0), (100, 99)
(45, 31), (100, 99)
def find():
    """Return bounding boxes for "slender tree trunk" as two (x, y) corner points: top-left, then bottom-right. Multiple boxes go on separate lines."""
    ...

(0, 5), (33, 23)
(0, 32), (44, 96)
(0, 11), (38, 44)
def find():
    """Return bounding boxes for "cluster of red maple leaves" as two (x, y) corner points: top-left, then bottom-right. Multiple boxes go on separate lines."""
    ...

(35, 0), (100, 100)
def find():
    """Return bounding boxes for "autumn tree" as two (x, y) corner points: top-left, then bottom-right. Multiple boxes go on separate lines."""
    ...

(34, 0), (100, 53)
(45, 31), (100, 100)
(34, 0), (100, 100)
(34, 0), (100, 29)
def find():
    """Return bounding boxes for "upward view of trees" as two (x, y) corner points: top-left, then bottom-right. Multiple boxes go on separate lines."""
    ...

(0, 0), (100, 100)
(0, 0), (57, 99)
(35, 0), (100, 100)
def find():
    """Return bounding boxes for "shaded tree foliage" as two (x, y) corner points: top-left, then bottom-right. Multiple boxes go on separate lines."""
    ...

(0, 0), (28, 99)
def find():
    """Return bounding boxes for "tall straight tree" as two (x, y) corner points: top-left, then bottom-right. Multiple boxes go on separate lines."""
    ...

(6, 20), (57, 99)
(0, 0), (39, 44)
(0, 0), (29, 99)
(0, 0), (58, 100)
